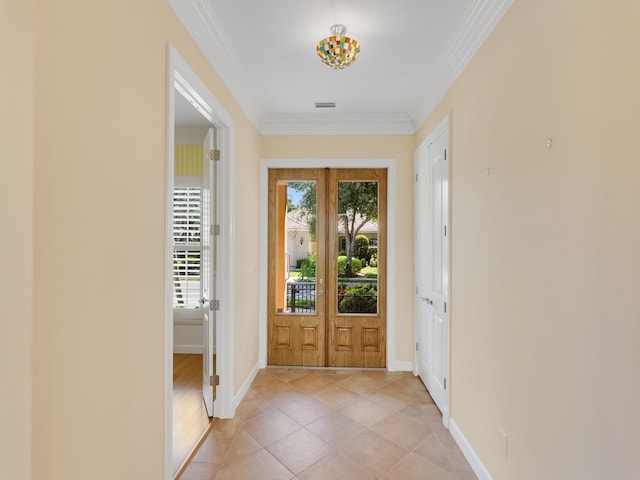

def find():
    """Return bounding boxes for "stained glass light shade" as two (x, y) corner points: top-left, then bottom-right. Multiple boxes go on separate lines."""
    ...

(316, 24), (360, 70)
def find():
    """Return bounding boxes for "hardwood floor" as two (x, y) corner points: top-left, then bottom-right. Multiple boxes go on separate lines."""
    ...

(173, 354), (213, 476)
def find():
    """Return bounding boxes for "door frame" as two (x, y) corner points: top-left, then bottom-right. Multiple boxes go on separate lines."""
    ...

(165, 45), (235, 480)
(259, 158), (399, 370)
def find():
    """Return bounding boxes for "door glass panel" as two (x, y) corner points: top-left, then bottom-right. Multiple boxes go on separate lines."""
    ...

(336, 181), (378, 314)
(275, 180), (318, 314)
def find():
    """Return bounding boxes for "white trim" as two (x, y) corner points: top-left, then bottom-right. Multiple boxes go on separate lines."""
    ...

(388, 360), (413, 372)
(449, 418), (494, 480)
(259, 158), (397, 369)
(165, 44), (236, 480)
(412, 0), (514, 127)
(173, 345), (204, 354)
(260, 113), (415, 136)
(441, 0), (514, 87)
(164, 46), (176, 480)
(231, 361), (261, 412)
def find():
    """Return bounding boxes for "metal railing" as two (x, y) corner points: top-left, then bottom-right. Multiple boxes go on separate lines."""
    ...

(286, 281), (378, 314)
(287, 282), (316, 313)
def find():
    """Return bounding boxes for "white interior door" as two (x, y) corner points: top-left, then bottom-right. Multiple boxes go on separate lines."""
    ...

(415, 115), (450, 425)
(201, 127), (216, 417)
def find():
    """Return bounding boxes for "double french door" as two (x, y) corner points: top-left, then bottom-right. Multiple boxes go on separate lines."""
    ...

(267, 168), (387, 367)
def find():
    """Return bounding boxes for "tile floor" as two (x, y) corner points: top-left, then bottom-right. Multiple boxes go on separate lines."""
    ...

(180, 368), (477, 480)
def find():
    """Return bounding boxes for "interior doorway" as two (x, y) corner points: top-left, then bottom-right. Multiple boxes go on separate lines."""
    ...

(165, 46), (235, 480)
(267, 168), (387, 368)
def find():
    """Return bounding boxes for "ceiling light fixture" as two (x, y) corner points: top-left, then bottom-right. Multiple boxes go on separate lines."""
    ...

(316, 24), (360, 70)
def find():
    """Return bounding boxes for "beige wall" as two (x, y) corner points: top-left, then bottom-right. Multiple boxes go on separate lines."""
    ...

(416, 0), (640, 478)
(232, 113), (262, 390)
(0, 0), (34, 478)
(262, 136), (416, 362)
(31, 0), (260, 479)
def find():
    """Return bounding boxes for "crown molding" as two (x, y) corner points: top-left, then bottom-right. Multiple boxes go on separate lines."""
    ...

(411, 0), (515, 128)
(260, 113), (415, 136)
(168, 0), (514, 135)
(442, 0), (515, 84)
(166, 0), (264, 130)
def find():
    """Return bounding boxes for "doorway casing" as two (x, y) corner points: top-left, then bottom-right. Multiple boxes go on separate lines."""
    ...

(259, 158), (401, 370)
(165, 45), (236, 480)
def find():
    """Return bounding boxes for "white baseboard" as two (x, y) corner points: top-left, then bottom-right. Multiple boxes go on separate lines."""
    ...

(173, 345), (203, 354)
(231, 361), (260, 413)
(449, 418), (493, 480)
(388, 360), (414, 372)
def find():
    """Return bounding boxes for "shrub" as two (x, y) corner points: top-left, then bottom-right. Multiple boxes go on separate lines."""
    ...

(338, 284), (377, 313)
(353, 235), (371, 263)
(368, 251), (378, 267)
(359, 266), (378, 278)
(337, 256), (362, 277)
(299, 254), (316, 280)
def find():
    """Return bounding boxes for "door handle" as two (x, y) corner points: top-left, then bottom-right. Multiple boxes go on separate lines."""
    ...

(420, 297), (433, 305)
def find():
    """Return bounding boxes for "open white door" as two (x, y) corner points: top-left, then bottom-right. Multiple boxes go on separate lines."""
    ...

(415, 115), (450, 425)
(200, 127), (217, 417)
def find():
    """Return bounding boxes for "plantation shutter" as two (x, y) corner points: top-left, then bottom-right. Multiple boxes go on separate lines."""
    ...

(173, 187), (202, 308)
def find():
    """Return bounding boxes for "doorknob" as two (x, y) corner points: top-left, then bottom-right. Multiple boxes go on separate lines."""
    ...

(420, 297), (433, 305)
(317, 290), (324, 297)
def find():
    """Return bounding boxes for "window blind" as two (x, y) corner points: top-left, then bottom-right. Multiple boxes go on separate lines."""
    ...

(173, 187), (202, 308)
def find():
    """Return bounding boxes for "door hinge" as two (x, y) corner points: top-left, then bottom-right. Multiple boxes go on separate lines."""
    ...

(443, 378), (447, 389)
(415, 173), (418, 182)
(444, 225), (447, 237)
(444, 149), (447, 160)
(415, 286), (418, 295)
(210, 149), (221, 161)
(211, 224), (220, 236)
(444, 301), (447, 313)
(209, 374), (220, 386)
(416, 342), (419, 352)
(210, 299), (220, 311)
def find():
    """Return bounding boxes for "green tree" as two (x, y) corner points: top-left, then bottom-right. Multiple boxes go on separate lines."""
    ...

(289, 181), (317, 241)
(289, 181), (378, 277)
(286, 195), (296, 212)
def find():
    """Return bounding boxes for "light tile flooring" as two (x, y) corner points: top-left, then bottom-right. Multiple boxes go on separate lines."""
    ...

(180, 368), (477, 480)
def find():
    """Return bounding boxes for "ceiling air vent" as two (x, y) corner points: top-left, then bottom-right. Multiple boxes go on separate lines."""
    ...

(314, 102), (336, 108)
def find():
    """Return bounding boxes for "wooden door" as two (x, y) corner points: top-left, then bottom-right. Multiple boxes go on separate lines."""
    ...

(268, 169), (327, 366)
(327, 169), (386, 368)
(267, 168), (386, 368)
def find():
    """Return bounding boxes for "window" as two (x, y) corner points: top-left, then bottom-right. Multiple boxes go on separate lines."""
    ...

(173, 187), (202, 308)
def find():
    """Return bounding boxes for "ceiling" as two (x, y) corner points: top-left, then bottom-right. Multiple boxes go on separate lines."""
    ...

(175, 88), (212, 128)
(169, 0), (514, 135)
